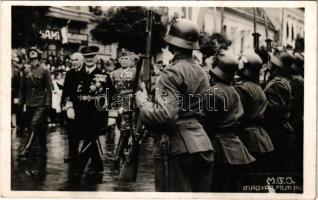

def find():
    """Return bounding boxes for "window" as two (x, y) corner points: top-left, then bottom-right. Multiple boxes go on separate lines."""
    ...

(286, 22), (289, 39)
(292, 25), (294, 41)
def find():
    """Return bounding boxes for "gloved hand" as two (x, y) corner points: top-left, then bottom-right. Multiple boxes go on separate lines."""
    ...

(136, 90), (149, 108)
(13, 98), (19, 104)
(67, 107), (75, 119)
(107, 117), (116, 126)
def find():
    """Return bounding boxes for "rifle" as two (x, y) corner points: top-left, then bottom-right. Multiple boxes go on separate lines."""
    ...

(252, 7), (261, 52)
(118, 9), (153, 182)
(263, 9), (272, 87)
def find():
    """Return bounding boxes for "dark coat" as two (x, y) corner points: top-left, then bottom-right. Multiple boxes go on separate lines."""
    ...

(73, 66), (115, 139)
(264, 75), (295, 151)
(204, 81), (256, 165)
(236, 80), (274, 153)
(61, 66), (83, 107)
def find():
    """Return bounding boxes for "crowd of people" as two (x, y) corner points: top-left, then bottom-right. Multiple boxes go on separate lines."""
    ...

(11, 18), (304, 193)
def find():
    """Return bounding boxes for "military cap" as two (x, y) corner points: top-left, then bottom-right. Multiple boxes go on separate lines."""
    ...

(27, 47), (43, 59)
(291, 52), (304, 72)
(80, 45), (99, 56)
(164, 18), (200, 50)
(211, 50), (238, 83)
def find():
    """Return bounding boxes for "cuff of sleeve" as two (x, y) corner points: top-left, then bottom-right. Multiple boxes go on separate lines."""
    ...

(108, 110), (118, 118)
(65, 101), (74, 109)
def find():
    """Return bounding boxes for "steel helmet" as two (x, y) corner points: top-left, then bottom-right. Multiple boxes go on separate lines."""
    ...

(240, 51), (263, 81)
(279, 50), (295, 72)
(211, 50), (238, 83)
(291, 52), (304, 73)
(164, 18), (200, 50)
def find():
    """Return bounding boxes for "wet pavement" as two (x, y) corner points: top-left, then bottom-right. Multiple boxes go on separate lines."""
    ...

(11, 125), (155, 191)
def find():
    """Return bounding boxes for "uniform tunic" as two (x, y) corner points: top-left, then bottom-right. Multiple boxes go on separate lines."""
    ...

(204, 81), (255, 192)
(236, 80), (274, 154)
(264, 75), (295, 173)
(19, 64), (52, 152)
(138, 53), (214, 192)
(73, 66), (115, 173)
(111, 67), (136, 131)
(289, 75), (304, 174)
(236, 79), (274, 187)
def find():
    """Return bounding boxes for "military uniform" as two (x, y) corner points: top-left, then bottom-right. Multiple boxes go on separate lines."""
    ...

(18, 61), (52, 157)
(204, 50), (255, 192)
(69, 46), (116, 176)
(73, 66), (115, 174)
(235, 52), (274, 186)
(111, 54), (136, 162)
(289, 52), (304, 175)
(264, 52), (295, 174)
(137, 53), (214, 192)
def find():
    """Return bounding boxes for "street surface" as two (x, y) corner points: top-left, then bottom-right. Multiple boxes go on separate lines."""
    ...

(11, 125), (155, 191)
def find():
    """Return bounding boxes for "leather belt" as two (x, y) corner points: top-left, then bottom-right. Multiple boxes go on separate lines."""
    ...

(77, 95), (98, 102)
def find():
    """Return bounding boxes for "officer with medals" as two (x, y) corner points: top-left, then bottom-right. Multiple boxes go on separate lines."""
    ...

(18, 47), (52, 158)
(111, 50), (136, 163)
(66, 46), (116, 177)
(264, 51), (295, 176)
(136, 19), (214, 192)
(235, 51), (274, 186)
(203, 50), (255, 192)
(61, 52), (84, 162)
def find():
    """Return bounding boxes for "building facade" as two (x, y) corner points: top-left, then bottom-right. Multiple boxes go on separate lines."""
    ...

(266, 8), (304, 47)
(39, 6), (116, 60)
(158, 7), (277, 64)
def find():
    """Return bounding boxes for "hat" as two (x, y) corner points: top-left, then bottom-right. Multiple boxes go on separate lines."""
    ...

(80, 46), (99, 56)
(211, 50), (238, 83)
(27, 47), (43, 59)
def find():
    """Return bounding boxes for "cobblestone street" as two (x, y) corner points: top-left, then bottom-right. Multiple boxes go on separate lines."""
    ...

(11, 126), (155, 191)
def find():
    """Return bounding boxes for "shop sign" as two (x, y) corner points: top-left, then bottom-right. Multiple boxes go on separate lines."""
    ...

(40, 29), (60, 41)
(67, 33), (88, 44)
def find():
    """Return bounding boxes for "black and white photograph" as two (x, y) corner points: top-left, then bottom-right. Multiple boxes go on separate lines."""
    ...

(0, 1), (317, 199)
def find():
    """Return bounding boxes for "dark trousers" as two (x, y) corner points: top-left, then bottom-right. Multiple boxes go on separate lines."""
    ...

(154, 152), (213, 192)
(212, 164), (243, 192)
(66, 119), (79, 158)
(75, 123), (103, 175)
(22, 106), (48, 153)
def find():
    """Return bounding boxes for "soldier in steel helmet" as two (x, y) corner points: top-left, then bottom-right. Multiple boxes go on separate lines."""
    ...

(18, 47), (52, 158)
(136, 19), (214, 192)
(203, 50), (255, 192)
(264, 50), (296, 175)
(288, 52), (304, 175)
(235, 50), (274, 186)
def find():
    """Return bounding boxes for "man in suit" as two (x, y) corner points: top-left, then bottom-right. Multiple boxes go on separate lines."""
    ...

(18, 47), (52, 158)
(61, 52), (84, 162)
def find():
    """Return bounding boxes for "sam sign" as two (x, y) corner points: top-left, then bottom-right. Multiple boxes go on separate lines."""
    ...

(40, 29), (60, 41)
